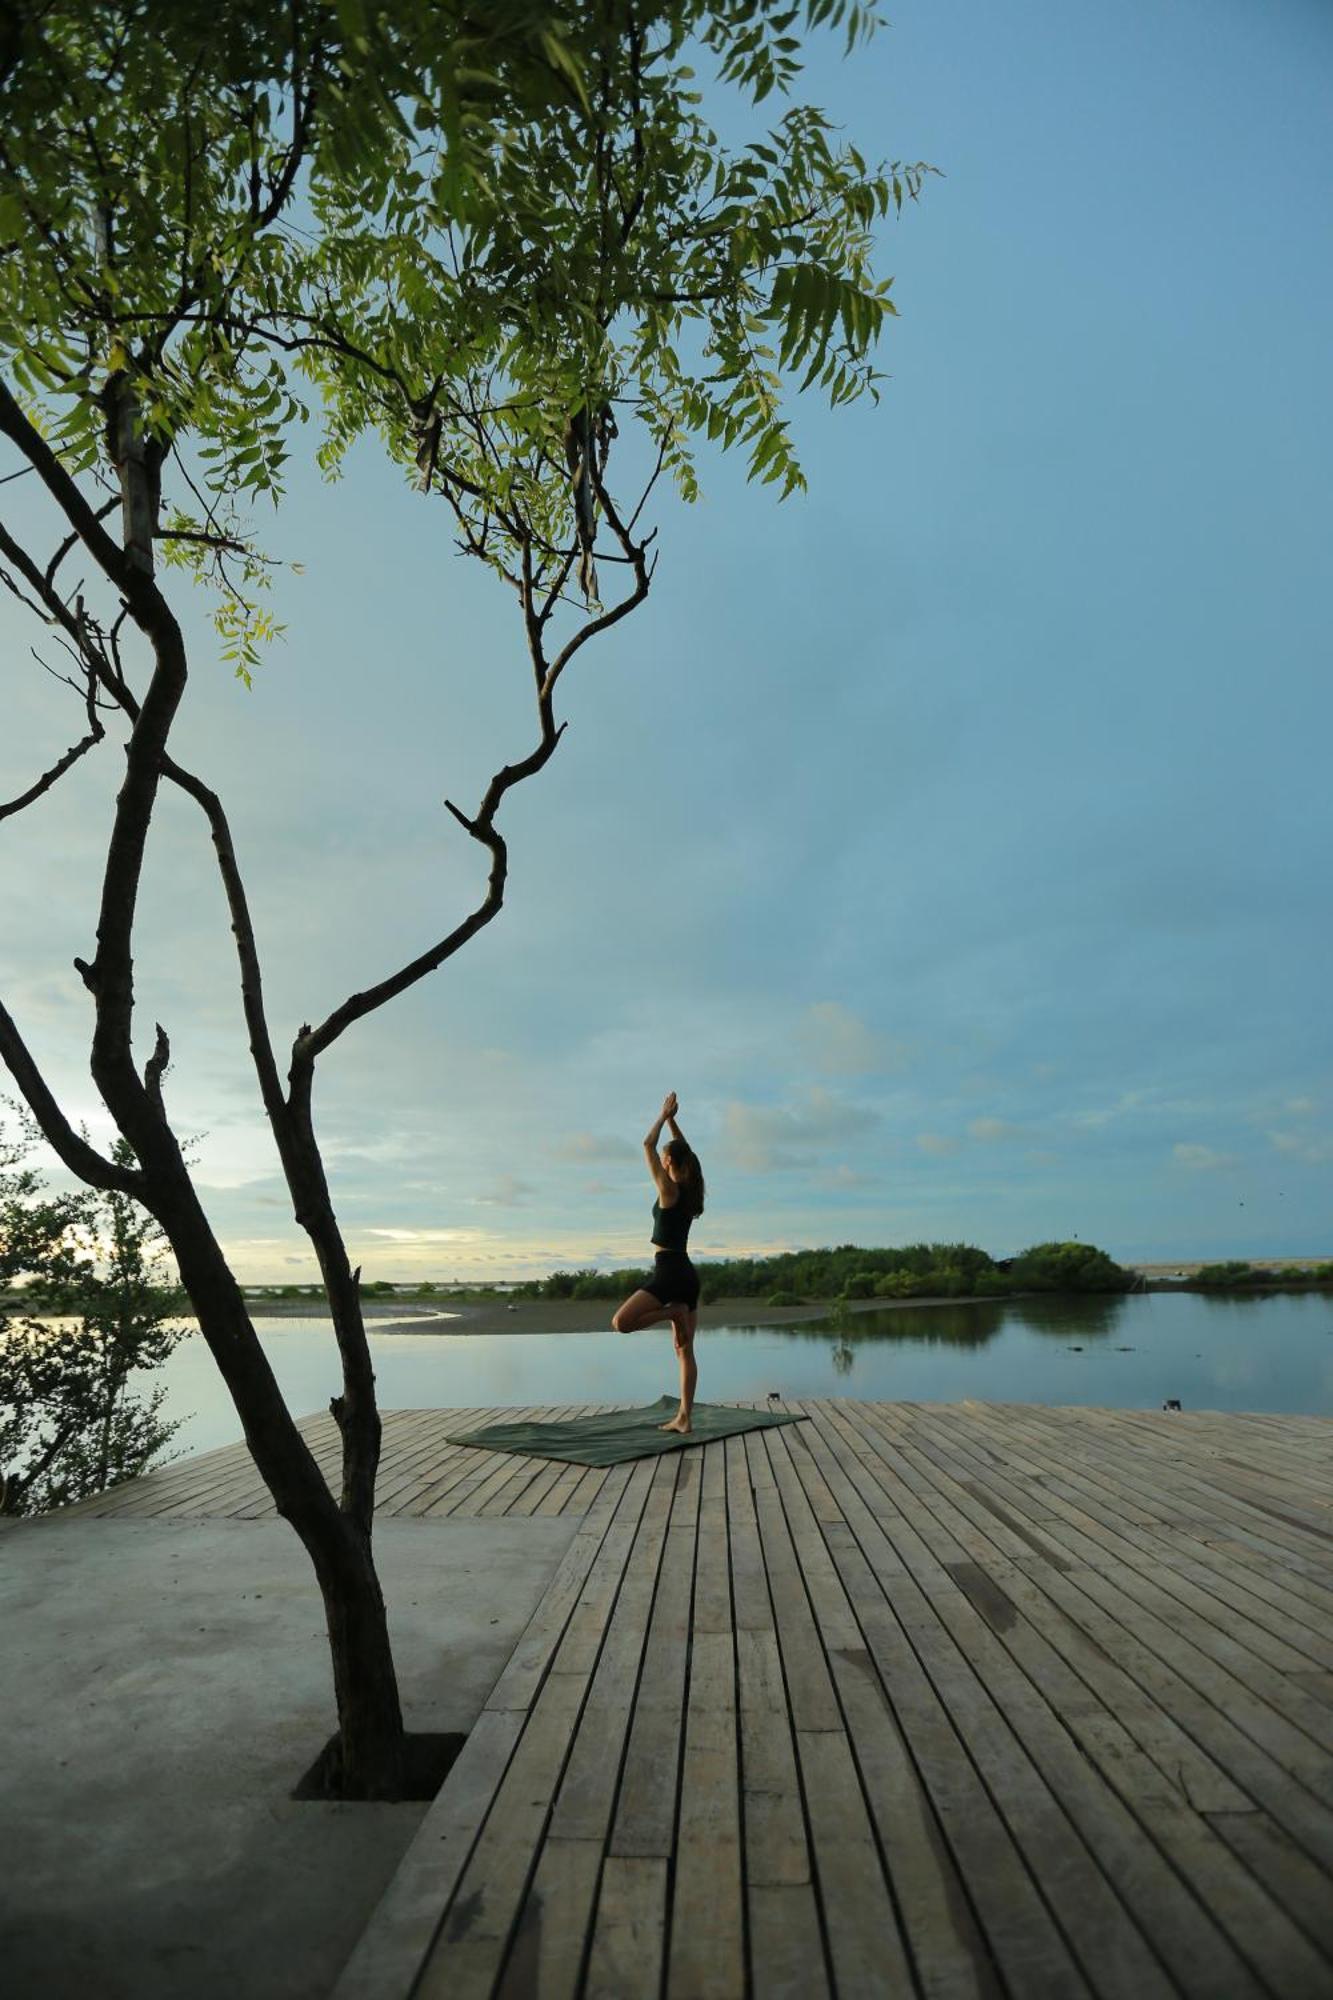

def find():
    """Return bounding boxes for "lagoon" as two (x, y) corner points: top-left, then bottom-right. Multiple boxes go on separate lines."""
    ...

(151, 1288), (1333, 1459)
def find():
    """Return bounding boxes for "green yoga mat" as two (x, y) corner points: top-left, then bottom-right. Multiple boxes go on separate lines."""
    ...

(447, 1397), (807, 1467)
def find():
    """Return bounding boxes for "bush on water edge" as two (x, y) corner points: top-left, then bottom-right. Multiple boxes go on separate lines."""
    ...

(1192, 1260), (1333, 1289)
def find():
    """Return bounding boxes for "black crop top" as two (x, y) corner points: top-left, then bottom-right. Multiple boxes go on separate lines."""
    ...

(651, 1196), (693, 1253)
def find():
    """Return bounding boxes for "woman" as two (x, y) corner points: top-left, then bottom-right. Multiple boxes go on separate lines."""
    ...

(611, 1091), (706, 1434)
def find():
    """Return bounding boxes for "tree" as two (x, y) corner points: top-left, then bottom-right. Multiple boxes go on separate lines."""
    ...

(1010, 1241), (1131, 1293)
(1, 1122), (186, 1514)
(0, 1), (926, 1794)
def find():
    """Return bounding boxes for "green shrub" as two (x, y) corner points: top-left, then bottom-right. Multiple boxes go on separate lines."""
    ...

(1195, 1261), (1254, 1287)
(971, 1270), (1012, 1296)
(767, 1288), (801, 1307)
(1010, 1242), (1131, 1292)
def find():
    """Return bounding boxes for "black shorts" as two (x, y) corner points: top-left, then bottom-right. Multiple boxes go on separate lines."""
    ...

(643, 1251), (699, 1312)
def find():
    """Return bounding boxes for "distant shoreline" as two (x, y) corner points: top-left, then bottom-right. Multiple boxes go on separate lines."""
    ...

(236, 1265), (1333, 1337)
(242, 1293), (1001, 1336)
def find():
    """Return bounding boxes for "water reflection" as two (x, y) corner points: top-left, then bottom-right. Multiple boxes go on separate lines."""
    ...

(776, 1293), (1133, 1349)
(1000, 1293), (1130, 1341)
(798, 1300), (1006, 1350)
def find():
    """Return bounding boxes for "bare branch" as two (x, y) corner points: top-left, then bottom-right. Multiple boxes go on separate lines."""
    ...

(155, 750), (289, 1136)
(543, 461), (653, 699)
(144, 1022), (170, 1116)
(46, 497), (119, 588)
(0, 999), (144, 1195)
(0, 378), (140, 604)
(0, 713), (104, 822)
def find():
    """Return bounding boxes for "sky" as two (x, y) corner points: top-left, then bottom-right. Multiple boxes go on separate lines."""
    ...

(3, 0), (1331, 1282)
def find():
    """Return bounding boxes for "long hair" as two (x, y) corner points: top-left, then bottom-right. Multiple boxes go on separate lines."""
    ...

(665, 1137), (706, 1218)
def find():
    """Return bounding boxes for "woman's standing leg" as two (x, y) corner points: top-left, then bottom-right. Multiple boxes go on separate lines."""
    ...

(661, 1307), (699, 1432)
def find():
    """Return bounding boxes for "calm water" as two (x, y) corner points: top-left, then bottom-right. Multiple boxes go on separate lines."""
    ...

(150, 1290), (1333, 1459)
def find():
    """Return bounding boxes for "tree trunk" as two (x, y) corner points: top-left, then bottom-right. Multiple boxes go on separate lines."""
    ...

(153, 1176), (407, 1798)
(308, 1520), (407, 1799)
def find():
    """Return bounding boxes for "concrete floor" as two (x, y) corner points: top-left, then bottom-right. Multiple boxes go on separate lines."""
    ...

(0, 1510), (579, 2000)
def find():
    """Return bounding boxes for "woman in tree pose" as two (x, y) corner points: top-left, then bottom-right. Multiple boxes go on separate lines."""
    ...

(612, 1091), (706, 1434)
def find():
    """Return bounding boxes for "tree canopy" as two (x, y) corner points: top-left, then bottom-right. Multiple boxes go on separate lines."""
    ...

(2, 0), (925, 666)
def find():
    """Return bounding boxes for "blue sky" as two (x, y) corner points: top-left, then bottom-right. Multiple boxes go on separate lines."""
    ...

(3, 0), (1330, 1280)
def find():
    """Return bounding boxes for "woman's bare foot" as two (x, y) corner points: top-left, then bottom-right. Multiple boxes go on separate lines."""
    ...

(659, 1413), (692, 1434)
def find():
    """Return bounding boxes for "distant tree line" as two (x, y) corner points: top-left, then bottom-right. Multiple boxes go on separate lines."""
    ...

(1190, 1260), (1333, 1290)
(515, 1239), (1132, 1306)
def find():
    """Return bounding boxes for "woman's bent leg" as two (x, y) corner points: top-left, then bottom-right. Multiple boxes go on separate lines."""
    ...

(612, 1288), (673, 1333)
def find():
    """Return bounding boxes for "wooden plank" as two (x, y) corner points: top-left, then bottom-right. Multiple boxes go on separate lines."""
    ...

(415, 1462), (656, 2000)
(534, 1456), (598, 1518)
(483, 1406), (611, 1518)
(946, 1400), (1333, 1642)
(130, 1406), (440, 1522)
(228, 1409), (493, 1521)
(667, 1441), (744, 2000)
(787, 1407), (1105, 2000)
(383, 1414), (524, 1518)
(807, 1407), (1307, 1997)
(975, 1403), (1333, 1662)
(899, 1403), (1333, 1728)
(746, 1425), (917, 2000)
(608, 1448), (702, 1860)
(725, 1434), (830, 1999)
(863, 1403), (1333, 1763)
(784, 1408), (1160, 2000)
(330, 1706), (523, 2000)
(1009, 1404), (1333, 1588)
(373, 1409), (512, 1514)
(547, 1454), (679, 1847)
(883, 1414), (1333, 1963)
(667, 1627), (744, 2000)
(414, 1670), (589, 2000)
(494, 1834), (602, 2000)
(423, 1406), (563, 1519)
(560, 1464), (611, 1516)
(487, 1463), (639, 1715)
(584, 1856), (668, 2000)
(447, 1405), (586, 1519)
(746, 1884), (829, 2000)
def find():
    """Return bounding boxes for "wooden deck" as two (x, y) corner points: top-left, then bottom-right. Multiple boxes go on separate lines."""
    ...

(76, 1400), (1333, 1997)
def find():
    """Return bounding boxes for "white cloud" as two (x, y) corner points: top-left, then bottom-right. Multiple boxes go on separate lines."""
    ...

(552, 1131), (637, 1162)
(1267, 1131), (1333, 1165)
(473, 1174), (537, 1207)
(1070, 1089), (1153, 1130)
(1172, 1143), (1238, 1171)
(1284, 1097), (1316, 1116)
(968, 1117), (1022, 1142)
(799, 1001), (905, 1077)
(721, 1088), (877, 1173)
(817, 1163), (873, 1190)
(915, 1133), (960, 1157)
(365, 1226), (494, 1244)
